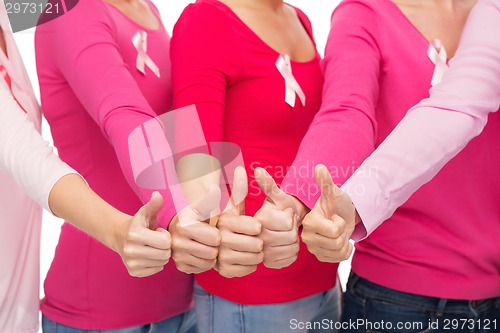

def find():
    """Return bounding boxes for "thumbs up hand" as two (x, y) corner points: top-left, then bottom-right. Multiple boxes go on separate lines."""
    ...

(215, 166), (264, 278)
(118, 192), (172, 277)
(254, 168), (308, 269)
(302, 164), (358, 263)
(169, 186), (222, 274)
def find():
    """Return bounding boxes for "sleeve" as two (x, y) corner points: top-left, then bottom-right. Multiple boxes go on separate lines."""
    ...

(342, 0), (500, 240)
(0, 81), (77, 212)
(281, 1), (381, 209)
(41, 2), (177, 225)
(171, 4), (242, 144)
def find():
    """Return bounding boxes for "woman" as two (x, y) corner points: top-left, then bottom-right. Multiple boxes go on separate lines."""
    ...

(0, 2), (172, 331)
(316, 0), (500, 238)
(169, 0), (340, 332)
(35, 0), (202, 331)
(277, 0), (500, 330)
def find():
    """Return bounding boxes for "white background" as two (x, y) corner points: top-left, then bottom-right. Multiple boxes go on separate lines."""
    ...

(11, 0), (350, 314)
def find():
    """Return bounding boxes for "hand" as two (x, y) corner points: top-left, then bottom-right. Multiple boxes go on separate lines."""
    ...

(215, 166), (264, 278)
(302, 164), (357, 262)
(117, 192), (172, 277)
(254, 168), (306, 269)
(169, 186), (222, 274)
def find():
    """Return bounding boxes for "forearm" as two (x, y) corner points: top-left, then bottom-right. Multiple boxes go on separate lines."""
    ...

(0, 84), (76, 210)
(48, 173), (130, 253)
(176, 153), (221, 203)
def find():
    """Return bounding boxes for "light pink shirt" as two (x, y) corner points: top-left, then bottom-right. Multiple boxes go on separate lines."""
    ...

(343, 0), (500, 238)
(0, 3), (75, 332)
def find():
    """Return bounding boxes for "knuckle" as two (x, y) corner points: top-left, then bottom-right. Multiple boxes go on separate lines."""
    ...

(216, 264), (232, 278)
(163, 234), (172, 248)
(263, 258), (275, 268)
(217, 215), (229, 228)
(208, 247), (219, 260)
(126, 260), (138, 271)
(123, 246), (136, 258)
(301, 231), (312, 244)
(219, 229), (233, 245)
(281, 216), (294, 230)
(161, 250), (171, 262)
(341, 244), (351, 259)
(128, 270), (141, 278)
(216, 248), (228, 262)
(318, 255), (330, 263)
(262, 245), (273, 257)
(308, 246), (321, 257)
(176, 263), (193, 274)
(212, 231), (222, 246)
(170, 235), (182, 249)
(283, 255), (298, 268)
(204, 258), (217, 270)
(243, 265), (258, 276)
(251, 219), (263, 234)
(127, 230), (141, 243)
(256, 238), (264, 252)
(172, 251), (184, 263)
(330, 225), (342, 238)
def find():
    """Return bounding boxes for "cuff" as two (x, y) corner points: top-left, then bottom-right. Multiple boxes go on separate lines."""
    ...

(341, 168), (391, 241)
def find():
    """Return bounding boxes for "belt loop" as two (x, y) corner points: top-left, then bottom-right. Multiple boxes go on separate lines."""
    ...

(436, 299), (447, 317)
(348, 271), (361, 290)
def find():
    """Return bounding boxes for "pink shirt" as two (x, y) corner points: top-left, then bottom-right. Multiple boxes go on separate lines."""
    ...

(36, 0), (192, 329)
(343, 0), (500, 238)
(282, 0), (500, 300)
(171, 0), (338, 305)
(0, 3), (75, 332)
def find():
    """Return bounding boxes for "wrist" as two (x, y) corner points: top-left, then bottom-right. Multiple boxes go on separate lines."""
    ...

(354, 207), (361, 225)
(168, 213), (180, 232)
(290, 195), (309, 224)
(107, 213), (131, 254)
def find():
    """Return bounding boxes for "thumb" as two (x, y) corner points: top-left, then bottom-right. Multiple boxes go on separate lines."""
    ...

(314, 164), (341, 220)
(225, 166), (248, 214)
(189, 185), (222, 222)
(136, 191), (164, 230)
(254, 167), (291, 210)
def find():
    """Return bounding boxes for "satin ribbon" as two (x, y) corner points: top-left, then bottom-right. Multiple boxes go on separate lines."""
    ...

(132, 30), (160, 78)
(0, 64), (10, 87)
(0, 63), (26, 113)
(128, 105), (245, 221)
(427, 39), (448, 86)
(276, 54), (306, 108)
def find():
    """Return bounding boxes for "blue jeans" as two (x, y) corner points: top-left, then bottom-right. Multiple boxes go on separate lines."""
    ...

(341, 273), (500, 333)
(42, 310), (197, 333)
(193, 280), (342, 333)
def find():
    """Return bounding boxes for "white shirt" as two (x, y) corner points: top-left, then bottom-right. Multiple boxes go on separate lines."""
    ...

(0, 3), (76, 332)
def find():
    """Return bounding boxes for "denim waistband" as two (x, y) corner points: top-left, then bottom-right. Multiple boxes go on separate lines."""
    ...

(348, 273), (500, 316)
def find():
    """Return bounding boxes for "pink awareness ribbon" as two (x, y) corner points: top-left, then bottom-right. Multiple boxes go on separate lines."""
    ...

(132, 30), (160, 78)
(276, 54), (306, 108)
(427, 39), (448, 86)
